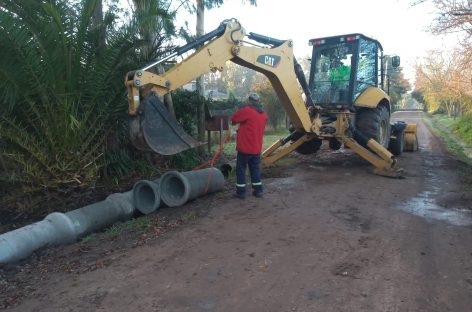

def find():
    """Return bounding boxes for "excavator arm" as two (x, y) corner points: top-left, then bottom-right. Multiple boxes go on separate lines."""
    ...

(125, 18), (404, 177)
(125, 19), (317, 155)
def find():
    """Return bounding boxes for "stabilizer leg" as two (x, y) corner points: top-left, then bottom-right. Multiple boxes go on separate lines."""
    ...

(261, 134), (313, 166)
(344, 137), (404, 178)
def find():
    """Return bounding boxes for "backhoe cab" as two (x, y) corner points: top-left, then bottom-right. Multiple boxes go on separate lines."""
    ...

(125, 19), (417, 177)
(308, 34), (401, 150)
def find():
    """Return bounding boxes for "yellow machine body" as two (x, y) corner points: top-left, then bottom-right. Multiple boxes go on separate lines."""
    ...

(125, 19), (418, 177)
(404, 123), (419, 152)
(354, 87), (390, 109)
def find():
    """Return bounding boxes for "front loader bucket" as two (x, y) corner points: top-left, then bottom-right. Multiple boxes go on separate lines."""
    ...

(403, 123), (419, 152)
(129, 94), (204, 155)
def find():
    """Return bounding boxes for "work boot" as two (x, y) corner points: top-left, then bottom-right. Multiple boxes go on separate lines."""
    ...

(252, 191), (263, 198)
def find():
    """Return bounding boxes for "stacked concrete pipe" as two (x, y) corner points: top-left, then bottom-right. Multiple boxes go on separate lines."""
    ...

(132, 167), (225, 209)
(0, 167), (225, 265)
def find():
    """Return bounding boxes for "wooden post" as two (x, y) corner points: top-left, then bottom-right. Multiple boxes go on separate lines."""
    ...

(219, 118), (223, 147)
(207, 130), (211, 154)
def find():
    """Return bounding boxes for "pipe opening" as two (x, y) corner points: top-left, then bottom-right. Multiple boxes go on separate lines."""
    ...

(160, 172), (190, 207)
(133, 181), (160, 214)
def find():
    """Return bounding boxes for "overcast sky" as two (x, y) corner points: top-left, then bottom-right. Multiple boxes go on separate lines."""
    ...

(177, 0), (458, 84)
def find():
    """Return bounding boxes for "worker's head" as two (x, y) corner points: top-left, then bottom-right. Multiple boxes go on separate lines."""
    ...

(248, 92), (260, 105)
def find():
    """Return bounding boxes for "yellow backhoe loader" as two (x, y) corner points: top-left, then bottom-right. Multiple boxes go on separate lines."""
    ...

(125, 18), (418, 177)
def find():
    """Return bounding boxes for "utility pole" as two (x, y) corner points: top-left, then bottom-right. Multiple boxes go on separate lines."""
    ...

(196, 0), (206, 155)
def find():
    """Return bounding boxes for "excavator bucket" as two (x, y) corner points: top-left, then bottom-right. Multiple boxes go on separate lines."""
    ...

(403, 123), (419, 152)
(129, 94), (204, 155)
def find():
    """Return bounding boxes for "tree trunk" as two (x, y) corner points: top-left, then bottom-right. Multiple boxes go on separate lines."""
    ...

(0, 152), (7, 173)
(92, 0), (106, 52)
(445, 99), (453, 117)
(196, 0), (206, 152)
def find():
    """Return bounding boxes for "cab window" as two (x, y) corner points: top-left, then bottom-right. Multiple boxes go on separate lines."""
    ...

(354, 39), (377, 99)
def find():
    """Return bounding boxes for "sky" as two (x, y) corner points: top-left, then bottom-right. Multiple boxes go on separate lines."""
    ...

(177, 0), (459, 85)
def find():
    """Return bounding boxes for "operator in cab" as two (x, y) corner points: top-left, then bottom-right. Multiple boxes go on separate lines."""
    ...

(231, 92), (268, 199)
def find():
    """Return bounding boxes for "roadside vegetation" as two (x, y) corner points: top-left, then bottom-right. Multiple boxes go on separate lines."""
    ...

(424, 113), (472, 189)
(409, 1), (472, 186)
(425, 114), (472, 162)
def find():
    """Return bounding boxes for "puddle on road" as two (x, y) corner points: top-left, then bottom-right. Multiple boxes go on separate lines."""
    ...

(401, 190), (472, 226)
(397, 148), (472, 226)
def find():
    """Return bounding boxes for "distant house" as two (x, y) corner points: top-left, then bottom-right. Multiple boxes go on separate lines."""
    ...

(181, 81), (228, 100)
(182, 81), (196, 92)
(205, 90), (228, 100)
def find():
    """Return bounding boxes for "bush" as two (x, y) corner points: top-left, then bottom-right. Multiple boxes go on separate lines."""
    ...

(454, 115), (472, 145)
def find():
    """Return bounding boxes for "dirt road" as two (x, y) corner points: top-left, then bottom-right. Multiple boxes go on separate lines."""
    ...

(2, 111), (472, 312)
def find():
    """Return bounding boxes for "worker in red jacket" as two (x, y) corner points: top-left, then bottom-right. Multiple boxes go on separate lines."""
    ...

(231, 92), (268, 199)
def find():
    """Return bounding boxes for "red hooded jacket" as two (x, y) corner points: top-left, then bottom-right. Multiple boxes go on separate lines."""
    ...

(231, 105), (268, 154)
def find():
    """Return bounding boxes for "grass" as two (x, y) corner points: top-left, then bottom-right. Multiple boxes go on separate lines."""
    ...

(104, 217), (151, 238)
(424, 113), (472, 189)
(425, 114), (472, 165)
(211, 128), (290, 160)
(454, 116), (472, 145)
(80, 233), (98, 244)
(263, 129), (291, 149)
(180, 211), (197, 223)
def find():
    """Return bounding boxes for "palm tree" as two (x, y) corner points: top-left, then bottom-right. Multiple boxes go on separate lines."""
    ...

(0, 0), (137, 199)
(130, 0), (180, 117)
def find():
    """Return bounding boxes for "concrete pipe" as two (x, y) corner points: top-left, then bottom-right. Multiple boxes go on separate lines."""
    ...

(159, 168), (225, 207)
(0, 213), (77, 264)
(132, 179), (161, 215)
(0, 191), (135, 264)
(65, 191), (135, 237)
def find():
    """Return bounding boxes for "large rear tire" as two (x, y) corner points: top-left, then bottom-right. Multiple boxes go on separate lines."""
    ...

(355, 105), (391, 148)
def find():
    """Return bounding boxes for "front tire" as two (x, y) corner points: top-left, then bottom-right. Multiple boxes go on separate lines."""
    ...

(296, 138), (322, 155)
(355, 105), (391, 148)
(289, 131), (322, 155)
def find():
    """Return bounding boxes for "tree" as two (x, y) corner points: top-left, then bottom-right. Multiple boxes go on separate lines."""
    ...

(195, 0), (207, 146)
(130, 0), (180, 117)
(223, 62), (257, 99)
(253, 74), (285, 130)
(387, 65), (411, 111)
(0, 0), (176, 205)
(418, 1), (472, 78)
(414, 49), (471, 116)
(131, 0), (177, 63)
(429, 0), (472, 42)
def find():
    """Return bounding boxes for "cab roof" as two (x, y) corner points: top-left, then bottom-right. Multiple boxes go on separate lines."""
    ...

(308, 33), (383, 51)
